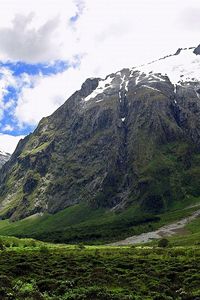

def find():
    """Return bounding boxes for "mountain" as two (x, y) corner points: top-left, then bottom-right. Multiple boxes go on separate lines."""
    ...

(1, 45), (200, 225)
(0, 150), (10, 169)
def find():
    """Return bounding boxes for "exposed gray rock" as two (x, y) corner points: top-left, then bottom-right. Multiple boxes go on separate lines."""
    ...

(194, 44), (200, 55)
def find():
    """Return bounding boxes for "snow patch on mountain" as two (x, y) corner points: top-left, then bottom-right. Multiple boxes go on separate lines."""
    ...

(0, 150), (9, 156)
(136, 48), (200, 85)
(0, 150), (10, 168)
(84, 76), (113, 102)
(142, 85), (160, 92)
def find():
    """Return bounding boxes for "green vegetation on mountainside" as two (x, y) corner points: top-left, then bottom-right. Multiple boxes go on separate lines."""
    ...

(137, 142), (200, 213)
(0, 196), (199, 244)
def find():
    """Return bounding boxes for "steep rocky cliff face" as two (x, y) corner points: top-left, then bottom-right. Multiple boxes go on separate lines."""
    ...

(1, 46), (200, 221)
(0, 151), (10, 169)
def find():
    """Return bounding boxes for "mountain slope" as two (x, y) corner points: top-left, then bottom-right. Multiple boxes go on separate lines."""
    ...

(1, 46), (200, 223)
(0, 150), (10, 169)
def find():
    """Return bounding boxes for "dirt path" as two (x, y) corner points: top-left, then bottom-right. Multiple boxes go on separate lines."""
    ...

(109, 208), (200, 246)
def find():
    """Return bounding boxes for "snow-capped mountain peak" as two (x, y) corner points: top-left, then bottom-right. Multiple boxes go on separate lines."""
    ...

(81, 44), (200, 108)
(135, 46), (200, 85)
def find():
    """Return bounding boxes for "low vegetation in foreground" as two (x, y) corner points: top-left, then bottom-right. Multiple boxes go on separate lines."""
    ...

(0, 236), (199, 300)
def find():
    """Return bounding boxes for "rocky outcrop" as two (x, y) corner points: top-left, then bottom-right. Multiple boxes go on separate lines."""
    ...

(193, 44), (200, 55)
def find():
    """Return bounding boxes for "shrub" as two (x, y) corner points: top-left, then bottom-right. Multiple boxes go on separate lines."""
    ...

(12, 242), (19, 248)
(158, 238), (169, 248)
(37, 279), (59, 293)
(39, 245), (49, 255)
(30, 240), (37, 247)
(76, 243), (85, 250)
(0, 238), (5, 250)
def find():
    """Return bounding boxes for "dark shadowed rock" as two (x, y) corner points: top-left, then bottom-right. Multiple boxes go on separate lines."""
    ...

(194, 44), (200, 55)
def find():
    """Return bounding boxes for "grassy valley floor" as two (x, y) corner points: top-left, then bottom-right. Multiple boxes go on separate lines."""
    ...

(0, 196), (200, 244)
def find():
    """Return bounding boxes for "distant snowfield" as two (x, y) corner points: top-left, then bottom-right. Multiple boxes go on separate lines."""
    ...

(136, 48), (200, 85)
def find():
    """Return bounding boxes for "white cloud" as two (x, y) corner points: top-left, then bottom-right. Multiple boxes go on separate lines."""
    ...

(0, 14), (61, 62)
(75, 0), (200, 73)
(2, 124), (14, 132)
(0, 133), (24, 153)
(0, 0), (199, 65)
(0, 0), (79, 62)
(14, 65), (88, 126)
(15, 72), (67, 126)
(0, 68), (16, 98)
(0, 67), (17, 120)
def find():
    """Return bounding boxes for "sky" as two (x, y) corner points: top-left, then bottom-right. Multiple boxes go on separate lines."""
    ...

(0, 0), (200, 153)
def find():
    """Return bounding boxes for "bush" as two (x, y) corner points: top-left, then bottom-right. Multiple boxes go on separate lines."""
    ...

(158, 238), (169, 248)
(0, 238), (5, 250)
(76, 243), (85, 250)
(30, 240), (37, 247)
(39, 245), (49, 255)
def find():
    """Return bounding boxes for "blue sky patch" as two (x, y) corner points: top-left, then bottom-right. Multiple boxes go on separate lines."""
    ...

(70, 13), (79, 24)
(0, 60), (69, 77)
(0, 59), (75, 136)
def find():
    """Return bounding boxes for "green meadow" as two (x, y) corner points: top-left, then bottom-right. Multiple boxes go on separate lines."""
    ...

(0, 198), (199, 244)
